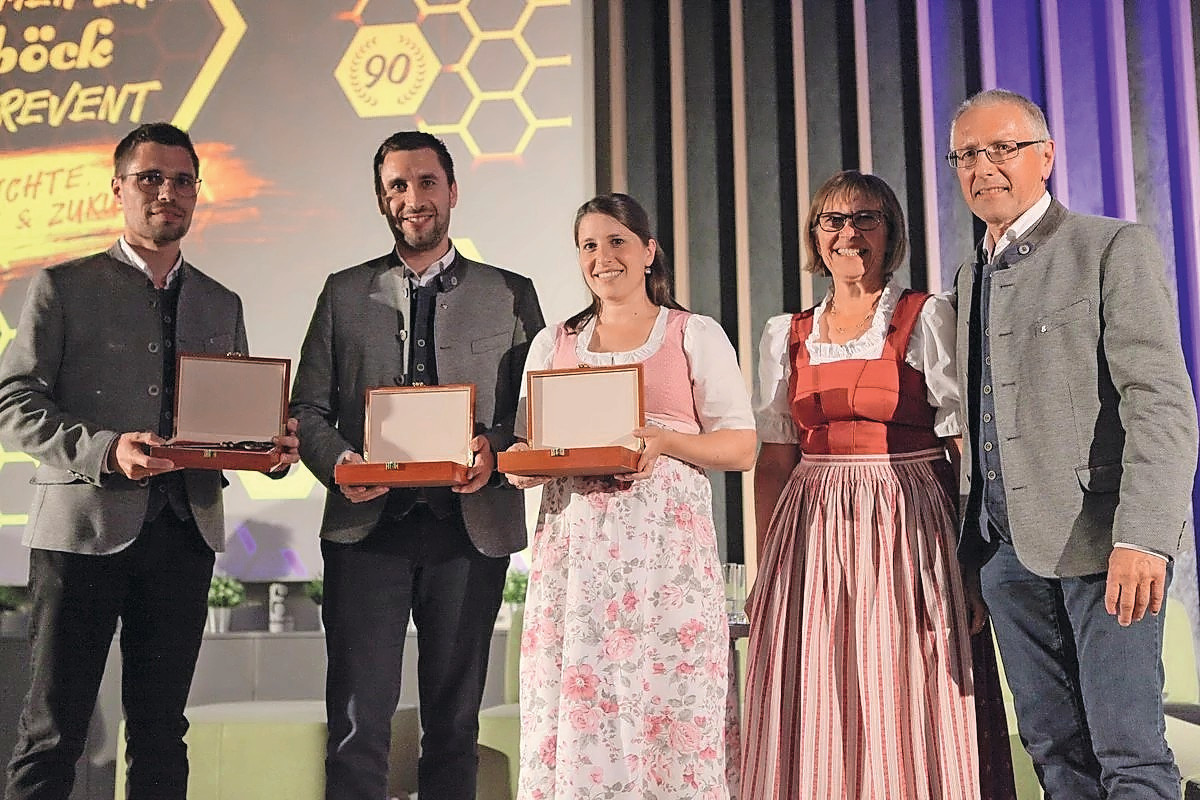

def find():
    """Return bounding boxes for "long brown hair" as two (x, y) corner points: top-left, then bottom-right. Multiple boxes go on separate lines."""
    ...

(565, 193), (687, 332)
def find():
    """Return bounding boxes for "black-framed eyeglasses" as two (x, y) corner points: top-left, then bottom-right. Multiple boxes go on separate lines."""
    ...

(118, 170), (202, 197)
(945, 139), (1045, 169)
(814, 210), (885, 233)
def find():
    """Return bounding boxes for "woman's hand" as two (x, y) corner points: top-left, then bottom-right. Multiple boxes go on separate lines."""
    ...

(621, 425), (674, 481)
(962, 568), (988, 635)
(503, 441), (552, 490)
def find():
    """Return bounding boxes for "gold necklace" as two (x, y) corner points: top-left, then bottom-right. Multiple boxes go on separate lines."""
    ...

(826, 293), (882, 335)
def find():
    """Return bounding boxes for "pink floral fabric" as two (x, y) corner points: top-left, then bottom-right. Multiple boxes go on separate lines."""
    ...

(517, 457), (730, 800)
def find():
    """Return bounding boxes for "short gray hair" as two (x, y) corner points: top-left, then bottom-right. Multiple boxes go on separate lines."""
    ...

(950, 89), (1050, 144)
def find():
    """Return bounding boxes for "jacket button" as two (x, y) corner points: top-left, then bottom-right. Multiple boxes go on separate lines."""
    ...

(1018, 243), (1031, 255)
(148, 342), (160, 354)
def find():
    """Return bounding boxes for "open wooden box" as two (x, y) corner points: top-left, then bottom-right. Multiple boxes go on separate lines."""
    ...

(334, 384), (475, 488)
(498, 364), (644, 477)
(148, 353), (290, 471)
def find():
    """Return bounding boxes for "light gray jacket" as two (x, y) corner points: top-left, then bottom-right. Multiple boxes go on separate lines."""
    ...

(290, 250), (544, 557)
(954, 200), (1198, 577)
(0, 243), (248, 554)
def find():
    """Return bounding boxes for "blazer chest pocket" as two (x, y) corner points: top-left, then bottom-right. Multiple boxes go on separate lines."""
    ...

(1033, 299), (1091, 335)
(471, 331), (510, 354)
(1075, 462), (1122, 494)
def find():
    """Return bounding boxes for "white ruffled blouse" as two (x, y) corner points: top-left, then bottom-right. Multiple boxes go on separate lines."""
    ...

(516, 307), (756, 439)
(754, 285), (962, 444)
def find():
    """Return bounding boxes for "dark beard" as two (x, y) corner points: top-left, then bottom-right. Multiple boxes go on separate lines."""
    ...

(390, 213), (449, 253)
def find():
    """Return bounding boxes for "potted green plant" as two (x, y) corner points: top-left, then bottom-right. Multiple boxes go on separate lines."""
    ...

(0, 586), (26, 637)
(304, 575), (324, 631)
(501, 569), (528, 609)
(206, 575), (245, 634)
(501, 569), (528, 640)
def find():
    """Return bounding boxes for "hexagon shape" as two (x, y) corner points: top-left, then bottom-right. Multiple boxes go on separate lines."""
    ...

(466, 100), (529, 155)
(418, 12), (474, 66)
(467, 1), (527, 33)
(417, 72), (475, 127)
(521, 62), (575, 121)
(522, 4), (575, 59)
(465, 38), (528, 93)
(336, 23), (442, 119)
(236, 464), (320, 501)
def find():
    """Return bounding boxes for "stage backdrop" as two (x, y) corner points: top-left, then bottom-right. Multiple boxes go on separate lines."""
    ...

(0, 0), (594, 583)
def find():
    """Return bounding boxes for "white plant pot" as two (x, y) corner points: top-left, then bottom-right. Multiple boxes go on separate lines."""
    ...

(206, 606), (233, 634)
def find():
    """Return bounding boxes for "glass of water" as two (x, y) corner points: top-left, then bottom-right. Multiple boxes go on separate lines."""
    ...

(723, 563), (747, 624)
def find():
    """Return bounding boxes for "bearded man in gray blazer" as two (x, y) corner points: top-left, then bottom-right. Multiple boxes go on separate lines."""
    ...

(290, 131), (543, 800)
(0, 123), (299, 800)
(949, 89), (1198, 799)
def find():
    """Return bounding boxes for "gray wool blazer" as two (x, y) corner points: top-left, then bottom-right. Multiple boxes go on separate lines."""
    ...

(289, 250), (544, 557)
(954, 200), (1198, 577)
(0, 242), (248, 554)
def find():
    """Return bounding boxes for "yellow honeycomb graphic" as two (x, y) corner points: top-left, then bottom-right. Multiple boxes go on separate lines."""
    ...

(335, 24), (441, 118)
(173, 0), (248, 130)
(338, 0), (573, 161)
(235, 463), (320, 501)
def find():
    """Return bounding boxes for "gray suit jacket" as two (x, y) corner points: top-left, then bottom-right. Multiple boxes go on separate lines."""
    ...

(954, 200), (1198, 576)
(290, 249), (544, 556)
(0, 243), (249, 554)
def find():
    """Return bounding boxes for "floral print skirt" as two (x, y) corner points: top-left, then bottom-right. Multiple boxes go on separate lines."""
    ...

(517, 456), (730, 800)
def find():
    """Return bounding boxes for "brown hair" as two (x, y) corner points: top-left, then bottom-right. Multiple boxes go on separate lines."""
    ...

(803, 170), (907, 278)
(565, 193), (686, 332)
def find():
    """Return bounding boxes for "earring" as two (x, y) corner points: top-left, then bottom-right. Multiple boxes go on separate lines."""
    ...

(644, 267), (652, 274)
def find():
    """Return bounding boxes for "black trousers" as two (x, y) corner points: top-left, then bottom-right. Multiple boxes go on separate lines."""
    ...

(4, 510), (215, 800)
(322, 504), (508, 800)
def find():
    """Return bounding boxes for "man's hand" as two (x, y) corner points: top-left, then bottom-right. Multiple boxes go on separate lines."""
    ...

(1105, 547), (1168, 626)
(108, 431), (176, 480)
(455, 435), (494, 494)
(266, 417), (301, 473)
(961, 568), (988, 635)
(503, 442), (551, 490)
(338, 452), (389, 504)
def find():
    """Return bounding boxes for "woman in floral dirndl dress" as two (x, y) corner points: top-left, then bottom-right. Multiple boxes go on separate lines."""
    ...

(505, 193), (756, 800)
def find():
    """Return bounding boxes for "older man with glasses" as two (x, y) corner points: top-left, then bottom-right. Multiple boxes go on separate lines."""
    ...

(0, 122), (299, 800)
(947, 88), (1198, 799)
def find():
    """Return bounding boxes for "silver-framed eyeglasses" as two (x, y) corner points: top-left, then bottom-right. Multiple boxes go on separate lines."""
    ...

(814, 210), (885, 233)
(118, 170), (202, 197)
(945, 139), (1045, 169)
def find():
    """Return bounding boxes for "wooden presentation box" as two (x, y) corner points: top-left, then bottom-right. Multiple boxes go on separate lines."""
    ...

(148, 354), (290, 471)
(334, 384), (476, 488)
(498, 364), (644, 477)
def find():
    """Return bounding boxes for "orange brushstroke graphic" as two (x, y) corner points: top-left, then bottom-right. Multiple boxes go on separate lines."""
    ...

(0, 141), (268, 287)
